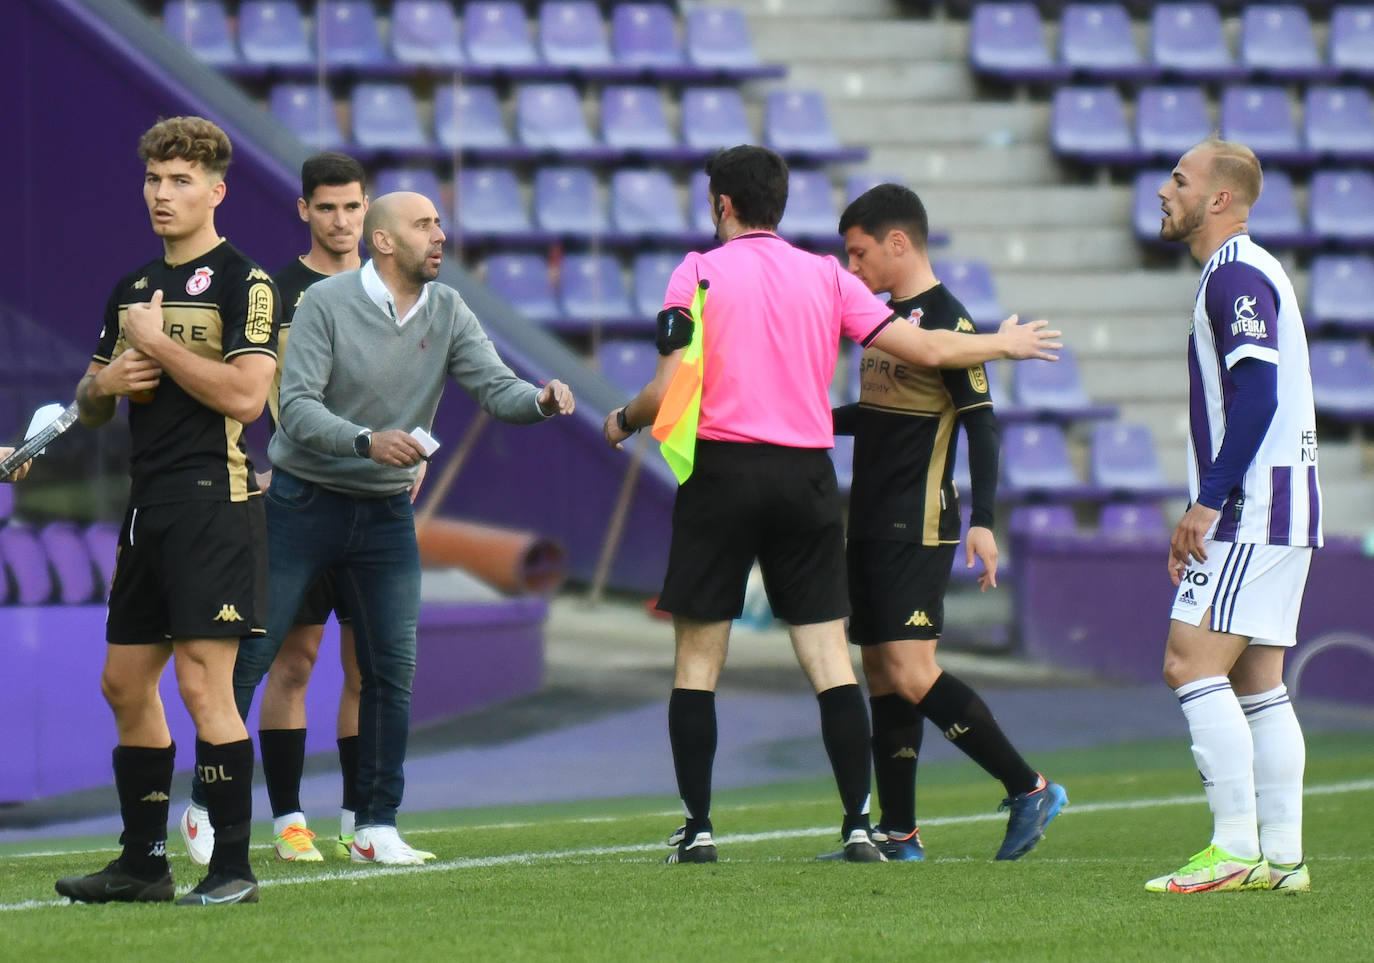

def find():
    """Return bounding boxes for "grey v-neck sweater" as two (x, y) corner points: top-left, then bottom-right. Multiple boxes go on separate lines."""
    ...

(269, 270), (547, 496)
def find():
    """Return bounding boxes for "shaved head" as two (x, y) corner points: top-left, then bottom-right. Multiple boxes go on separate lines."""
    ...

(1193, 138), (1264, 208)
(364, 191), (446, 288)
(363, 191), (431, 257)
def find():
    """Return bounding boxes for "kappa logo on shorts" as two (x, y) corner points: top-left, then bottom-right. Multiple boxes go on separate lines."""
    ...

(1179, 588), (1197, 605)
(213, 603), (243, 623)
(905, 610), (933, 627)
(140, 791), (170, 802)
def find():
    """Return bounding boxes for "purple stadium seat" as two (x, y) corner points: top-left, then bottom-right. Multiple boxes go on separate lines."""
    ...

(38, 521), (97, 605)
(764, 90), (864, 163)
(516, 83), (597, 152)
(483, 253), (558, 322)
(350, 83), (428, 150)
(1099, 501), (1167, 537)
(1309, 339), (1374, 419)
(1059, 3), (1155, 81)
(1089, 422), (1178, 497)
(1050, 86), (1145, 165)
(830, 434), (854, 495)
(1220, 86), (1313, 166)
(534, 166), (606, 237)
(1310, 170), (1374, 245)
(1008, 503), (1076, 535)
(680, 87), (753, 152)
(456, 167), (534, 240)
(558, 253), (635, 328)
(1305, 87), (1374, 162)
(1131, 168), (1173, 244)
(1240, 4), (1332, 82)
(611, 3), (688, 73)
(1308, 254), (1374, 331)
(932, 259), (1003, 328)
(238, 1), (313, 69)
(1000, 423), (1097, 498)
(83, 521), (118, 596)
(162, 1), (239, 68)
(685, 7), (773, 76)
(632, 251), (680, 318)
(1247, 169), (1316, 249)
(269, 84), (344, 148)
(434, 84), (513, 153)
(539, 1), (613, 69)
(1150, 4), (1245, 82)
(969, 3), (1069, 83)
(601, 86), (677, 152)
(372, 167), (443, 210)
(689, 170), (716, 235)
(465, 1), (539, 68)
(391, 1), (463, 68)
(1013, 347), (1117, 421)
(316, 1), (389, 70)
(611, 169), (687, 239)
(1330, 5), (1374, 78)
(1136, 86), (1210, 160)
(983, 360), (1031, 422)
(0, 526), (53, 605)
(598, 339), (658, 396)
(777, 169), (839, 242)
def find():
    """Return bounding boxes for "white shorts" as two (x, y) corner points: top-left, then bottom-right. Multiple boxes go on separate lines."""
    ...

(1170, 540), (1313, 646)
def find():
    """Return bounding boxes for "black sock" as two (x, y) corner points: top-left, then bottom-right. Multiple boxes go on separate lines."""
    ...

(113, 743), (175, 879)
(914, 673), (1039, 797)
(817, 684), (873, 838)
(259, 728), (307, 820)
(870, 693), (923, 832)
(337, 736), (360, 814)
(196, 739), (256, 880)
(667, 688), (716, 841)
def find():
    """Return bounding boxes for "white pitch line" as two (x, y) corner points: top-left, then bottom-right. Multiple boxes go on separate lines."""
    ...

(4, 777), (1371, 913)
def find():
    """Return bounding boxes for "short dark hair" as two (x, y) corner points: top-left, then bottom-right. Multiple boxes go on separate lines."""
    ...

(138, 116), (232, 178)
(300, 151), (366, 200)
(838, 183), (929, 248)
(704, 146), (788, 230)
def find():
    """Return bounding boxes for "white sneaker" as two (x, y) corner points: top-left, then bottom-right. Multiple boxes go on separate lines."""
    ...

(180, 803), (214, 866)
(350, 826), (430, 866)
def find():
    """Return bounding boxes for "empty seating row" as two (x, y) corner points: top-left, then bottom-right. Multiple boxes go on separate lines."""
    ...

(1009, 501), (1169, 539)
(483, 250), (671, 332)
(164, 1), (785, 80)
(972, 2), (1374, 84)
(1131, 168), (1374, 249)
(270, 82), (863, 163)
(0, 521), (115, 606)
(1052, 85), (1374, 168)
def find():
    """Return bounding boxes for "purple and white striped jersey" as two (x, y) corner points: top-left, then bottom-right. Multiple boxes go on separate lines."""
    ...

(1187, 233), (1322, 547)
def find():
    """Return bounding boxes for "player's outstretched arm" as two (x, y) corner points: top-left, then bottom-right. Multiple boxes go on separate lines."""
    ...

(871, 313), (1061, 369)
(604, 348), (682, 450)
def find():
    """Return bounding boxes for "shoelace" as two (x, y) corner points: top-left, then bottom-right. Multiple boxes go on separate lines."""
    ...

(279, 825), (318, 851)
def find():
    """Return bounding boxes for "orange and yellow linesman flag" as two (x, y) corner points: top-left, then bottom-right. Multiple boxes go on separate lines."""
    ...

(651, 279), (709, 483)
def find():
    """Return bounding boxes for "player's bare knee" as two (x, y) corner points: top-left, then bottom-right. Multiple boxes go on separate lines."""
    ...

(99, 669), (147, 714)
(271, 649), (316, 691)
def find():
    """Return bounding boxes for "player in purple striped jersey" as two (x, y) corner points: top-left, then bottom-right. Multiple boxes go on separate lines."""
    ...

(1147, 139), (1318, 894)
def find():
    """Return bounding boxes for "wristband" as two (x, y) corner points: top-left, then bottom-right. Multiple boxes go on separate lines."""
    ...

(616, 407), (637, 433)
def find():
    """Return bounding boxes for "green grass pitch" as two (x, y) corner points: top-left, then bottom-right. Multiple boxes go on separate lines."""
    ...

(4, 734), (1371, 962)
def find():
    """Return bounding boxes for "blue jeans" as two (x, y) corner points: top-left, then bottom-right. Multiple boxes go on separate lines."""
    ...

(233, 468), (420, 828)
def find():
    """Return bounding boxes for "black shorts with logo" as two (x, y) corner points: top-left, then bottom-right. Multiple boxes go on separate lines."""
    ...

(295, 569), (351, 626)
(847, 539), (957, 644)
(106, 499), (268, 644)
(657, 441), (849, 624)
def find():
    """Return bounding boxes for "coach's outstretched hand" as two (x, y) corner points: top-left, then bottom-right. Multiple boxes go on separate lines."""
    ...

(997, 315), (1061, 362)
(0, 447), (32, 482)
(537, 380), (575, 416)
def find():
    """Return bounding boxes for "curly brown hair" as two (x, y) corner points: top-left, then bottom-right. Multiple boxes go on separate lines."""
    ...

(137, 116), (232, 178)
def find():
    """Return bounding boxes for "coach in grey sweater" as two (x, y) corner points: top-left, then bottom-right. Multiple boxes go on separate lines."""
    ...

(236, 192), (575, 865)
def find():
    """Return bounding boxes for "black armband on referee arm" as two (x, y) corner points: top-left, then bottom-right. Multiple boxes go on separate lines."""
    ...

(832, 404), (860, 436)
(960, 406), (999, 529)
(655, 306), (694, 356)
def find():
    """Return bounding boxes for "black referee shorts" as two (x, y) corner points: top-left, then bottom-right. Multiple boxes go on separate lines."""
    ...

(847, 538), (956, 645)
(657, 441), (849, 625)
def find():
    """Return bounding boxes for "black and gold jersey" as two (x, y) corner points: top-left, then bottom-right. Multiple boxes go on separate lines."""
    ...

(269, 257), (330, 426)
(92, 239), (280, 506)
(848, 284), (993, 545)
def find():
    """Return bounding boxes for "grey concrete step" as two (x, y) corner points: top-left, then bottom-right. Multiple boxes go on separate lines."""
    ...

(995, 269), (1201, 317)
(834, 100), (1049, 147)
(722, 0), (903, 17)
(1048, 314), (1186, 359)
(920, 185), (1130, 228)
(942, 227), (1141, 271)
(750, 18), (965, 60)
(868, 144), (1062, 185)
(782, 60), (976, 101)
(1079, 358), (1189, 403)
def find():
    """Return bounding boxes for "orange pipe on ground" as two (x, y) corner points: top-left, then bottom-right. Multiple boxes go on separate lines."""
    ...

(415, 517), (567, 595)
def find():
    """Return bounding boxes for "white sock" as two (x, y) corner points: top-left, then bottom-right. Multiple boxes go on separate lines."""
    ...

(1239, 684), (1305, 865)
(340, 809), (356, 837)
(1175, 676), (1259, 860)
(273, 811), (307, 836)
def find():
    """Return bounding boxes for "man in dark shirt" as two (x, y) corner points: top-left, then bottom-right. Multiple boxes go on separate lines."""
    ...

(55, 116), (278, 906)
(825, 184), (1066, 863)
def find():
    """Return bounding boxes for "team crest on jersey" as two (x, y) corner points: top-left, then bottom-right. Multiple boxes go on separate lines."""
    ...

(905, 307), (925, 325)
(186, 266), (214, 296)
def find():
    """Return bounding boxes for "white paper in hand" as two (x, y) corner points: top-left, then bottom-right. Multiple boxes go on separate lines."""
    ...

(409, 426), (440, 458)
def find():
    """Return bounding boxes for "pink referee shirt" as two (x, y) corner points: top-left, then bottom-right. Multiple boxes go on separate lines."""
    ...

(662, 232), (895, 448)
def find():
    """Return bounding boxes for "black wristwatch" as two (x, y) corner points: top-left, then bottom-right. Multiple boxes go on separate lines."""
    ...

(353, 429), (372, 458)
(616, 407), (636, 433)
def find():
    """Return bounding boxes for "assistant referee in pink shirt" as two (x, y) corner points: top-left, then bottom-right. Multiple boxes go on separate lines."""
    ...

(603, 145), (1061, 864)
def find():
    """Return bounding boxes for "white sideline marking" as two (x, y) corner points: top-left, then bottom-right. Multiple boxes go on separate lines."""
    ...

(4, 778), (1371, 913)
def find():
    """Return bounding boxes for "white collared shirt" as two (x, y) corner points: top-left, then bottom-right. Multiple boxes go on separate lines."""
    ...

(360, 259), (430, 328)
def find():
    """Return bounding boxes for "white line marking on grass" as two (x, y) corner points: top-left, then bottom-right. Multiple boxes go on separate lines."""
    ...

(4, 778), (1371, 912)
